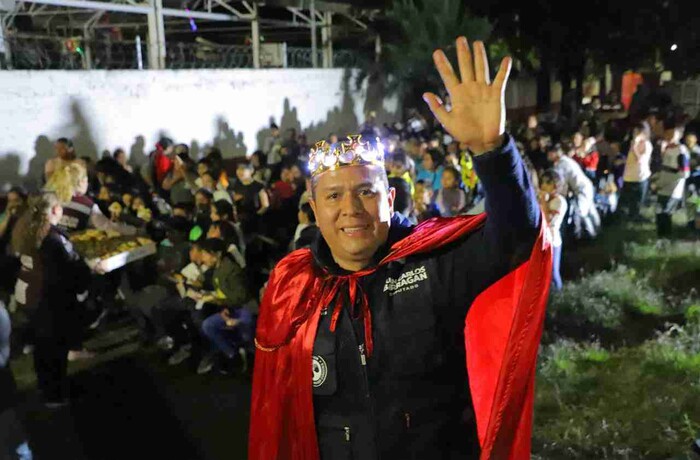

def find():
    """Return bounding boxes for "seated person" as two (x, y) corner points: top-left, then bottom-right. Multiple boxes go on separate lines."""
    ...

(196, 238), (253, 375)
(293, 202), (319, 250)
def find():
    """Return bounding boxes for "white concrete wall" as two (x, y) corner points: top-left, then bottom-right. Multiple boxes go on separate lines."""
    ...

(0, 69), (399, 190)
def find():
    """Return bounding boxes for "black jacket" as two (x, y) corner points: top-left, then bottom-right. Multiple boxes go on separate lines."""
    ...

(16, 227), (91, 341)
(310, 135), (541, 459)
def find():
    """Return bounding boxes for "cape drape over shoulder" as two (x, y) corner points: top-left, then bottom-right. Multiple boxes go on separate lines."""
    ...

(250, 213), (552, 460)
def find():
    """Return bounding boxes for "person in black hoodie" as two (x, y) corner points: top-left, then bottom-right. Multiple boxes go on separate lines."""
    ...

(12, 192), (92, 407)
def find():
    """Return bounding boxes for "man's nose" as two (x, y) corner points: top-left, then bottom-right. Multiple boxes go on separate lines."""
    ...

(339, 192), (363, 216)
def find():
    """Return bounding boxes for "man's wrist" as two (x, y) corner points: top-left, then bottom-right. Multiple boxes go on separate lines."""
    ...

(470, 134), (506, 156)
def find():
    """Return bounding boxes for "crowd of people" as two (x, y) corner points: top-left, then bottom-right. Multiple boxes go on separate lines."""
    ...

(0, 92), (699, 458)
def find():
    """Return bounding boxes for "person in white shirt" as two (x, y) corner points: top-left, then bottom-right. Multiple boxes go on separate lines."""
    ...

(548, 144), (600, 239)
(621, 123), (653, 220)
(538, 169), (568, 291)
(655, 120), (691, 237)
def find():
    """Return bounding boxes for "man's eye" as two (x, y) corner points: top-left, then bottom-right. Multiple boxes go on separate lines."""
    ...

(359, 189), (376, 197)
(327, 192), (339, 200)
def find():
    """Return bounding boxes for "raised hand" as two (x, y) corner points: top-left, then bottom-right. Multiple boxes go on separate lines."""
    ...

(423, 37), (512, 155)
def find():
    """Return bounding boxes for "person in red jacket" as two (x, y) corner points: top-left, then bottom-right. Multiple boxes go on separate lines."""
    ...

(249, 37), (552, 459)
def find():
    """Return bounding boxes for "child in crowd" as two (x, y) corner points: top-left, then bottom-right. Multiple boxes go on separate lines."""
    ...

(413, 180), (440, 222)
(539, 169), (568, 291)
(388, 152), (415, 196)
(434, 167), (468, 217)
(293, 202), (319, 250)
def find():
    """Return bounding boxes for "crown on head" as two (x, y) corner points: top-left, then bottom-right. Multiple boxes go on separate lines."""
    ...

(308, 135), (385, 177)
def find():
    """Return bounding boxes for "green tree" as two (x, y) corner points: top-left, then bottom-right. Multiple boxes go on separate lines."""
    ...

(357, 0), (493, 115)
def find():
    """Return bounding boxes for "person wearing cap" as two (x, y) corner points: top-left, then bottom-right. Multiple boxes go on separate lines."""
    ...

(249, 37), (552, 459)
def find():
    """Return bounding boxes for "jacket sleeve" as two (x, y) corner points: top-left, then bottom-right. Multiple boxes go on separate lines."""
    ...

(43, 232), (92, 298)
(474, 134), (541, 256)
(435, 134), (541, 316)
(216, 258), (250, 307)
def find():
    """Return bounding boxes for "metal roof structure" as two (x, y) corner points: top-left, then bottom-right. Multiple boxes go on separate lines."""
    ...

(0, 0), (379, 69)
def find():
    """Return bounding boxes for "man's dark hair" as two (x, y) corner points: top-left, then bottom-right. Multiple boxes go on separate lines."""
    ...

(442, 166), (462, 186)
(210, 220), (239, 246)
(388, 177), (412, 216)
(548, 143), (565, 157)
(299, 202), (316, 223)
(389, 152), (409, 170)
(251, 150), (267, 166)
(157, 137), (174, 149)
(57, 137), (74, 148)
(199, 237), (228, 256)
(237, 160), (254, 171)
(270, 122), (279, 130)
(425, 148), (444, 168)
(540, 168), (565, 194)
(212, 199), (234, 221)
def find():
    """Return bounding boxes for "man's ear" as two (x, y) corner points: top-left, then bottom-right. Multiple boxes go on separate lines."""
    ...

(309, 198), (317, 217)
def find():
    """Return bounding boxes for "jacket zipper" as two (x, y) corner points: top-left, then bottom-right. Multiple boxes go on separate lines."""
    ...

(404, 412), (411, 429)
(344, 426), (351, 442)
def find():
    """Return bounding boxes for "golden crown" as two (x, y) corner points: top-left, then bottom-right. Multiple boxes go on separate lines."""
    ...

(308, 135), (385, 177)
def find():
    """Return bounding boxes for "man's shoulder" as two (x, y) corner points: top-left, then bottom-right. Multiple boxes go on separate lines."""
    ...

(271, 248), (315, 279)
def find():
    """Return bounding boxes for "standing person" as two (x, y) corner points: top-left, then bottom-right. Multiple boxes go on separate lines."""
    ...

(620, 123), (653, 220)
(655, 120), (691, 237)
(539, 170), (568, 291)
(45, 163), (136, 236)
(264, 123), (283, 167)
(434, 166), (468, 217)
(416, 148), (445, 191)
(548, 144), (600, 239)
(0, 187), (28, 297)
(249, 37), (551, 459)
(140, 137), (175, 195)
(231, 161), (269, 235)
(11, 193), (93, 406)
(250, 151), (272, 185)
(113, 148), (133, 173)
(43, 138), (86, 183)
(685, 131), (700, 195)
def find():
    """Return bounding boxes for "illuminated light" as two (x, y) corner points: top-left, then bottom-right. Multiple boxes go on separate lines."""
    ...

(671, 44), (678, 51)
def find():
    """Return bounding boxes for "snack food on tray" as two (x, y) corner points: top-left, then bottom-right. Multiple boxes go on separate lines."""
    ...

(70, 229), (156, 271)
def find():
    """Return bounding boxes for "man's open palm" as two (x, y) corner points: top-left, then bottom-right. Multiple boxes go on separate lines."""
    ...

(423, 37), (512, 155)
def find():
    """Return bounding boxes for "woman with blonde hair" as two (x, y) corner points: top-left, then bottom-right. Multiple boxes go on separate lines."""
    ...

(12, 192), (92, 406)
(45, 162), (135, 235)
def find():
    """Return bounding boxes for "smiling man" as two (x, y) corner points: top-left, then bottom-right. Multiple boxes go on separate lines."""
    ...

(250, 37), (552, 460)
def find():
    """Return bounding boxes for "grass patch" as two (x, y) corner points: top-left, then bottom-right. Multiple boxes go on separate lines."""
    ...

(547, 265), (695, 345)
(534, 335), (700, 459)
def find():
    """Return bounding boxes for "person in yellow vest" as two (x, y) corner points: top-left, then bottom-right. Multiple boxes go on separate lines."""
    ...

(459, 145), (480, 196)
(387, 151), (416, 196)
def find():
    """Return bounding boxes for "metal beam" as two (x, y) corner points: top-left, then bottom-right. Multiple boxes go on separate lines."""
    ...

(286, 6), (310, 24)
(310, 0), (316, 67)
(251, 0), (259, 68)
(341, 12), (366, 30)
(210, 0), (248, 18)
(21, 0), (243, 21)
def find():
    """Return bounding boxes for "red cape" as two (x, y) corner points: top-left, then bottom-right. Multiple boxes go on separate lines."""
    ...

(249, 213), (552, 459)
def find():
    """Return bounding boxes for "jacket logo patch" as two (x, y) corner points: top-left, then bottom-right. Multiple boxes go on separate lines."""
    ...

(383, 266), (428, 296)
(312, 355), (328, 387)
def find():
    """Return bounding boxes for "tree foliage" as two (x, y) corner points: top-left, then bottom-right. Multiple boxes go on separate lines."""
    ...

(358, 0), (493, 108)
